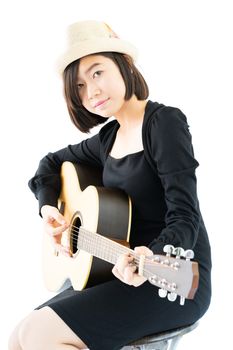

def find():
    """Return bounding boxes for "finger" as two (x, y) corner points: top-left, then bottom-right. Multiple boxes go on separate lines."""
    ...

(123, 263), (147, 287)
(45, 222), (68, 236)
(115, 254), (134, 275)
(123, 265), (137, 284)
(42, 206), (68, 226)
(134, 246), (153, 256)
(113, 264), (146, 287)
(52, 238), (71, 257)
(51, 211), (68, 226)
(113, 258), (136, 281)
(131, 274), (147, 287)
(112, 266), (125, 283)
(116, 253), (134, 266)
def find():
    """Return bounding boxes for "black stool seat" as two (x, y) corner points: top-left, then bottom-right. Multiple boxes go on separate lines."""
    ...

(122, 322), (199, 350)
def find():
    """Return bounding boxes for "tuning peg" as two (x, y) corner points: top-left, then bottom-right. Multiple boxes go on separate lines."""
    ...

(184, 249), (195, 260)
(158, 288), (168, 298)
(167, 292), (177, 302)
(158, 278), (168, 298)
(149, 275), (158, 285)
(152, 256), (161, 263)
(174, 247), (185, 258)
(180, 296), (185, 306)
(163, 245), (174, 256)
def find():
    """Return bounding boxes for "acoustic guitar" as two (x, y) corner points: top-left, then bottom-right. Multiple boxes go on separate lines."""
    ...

(42, 161), (199, 305)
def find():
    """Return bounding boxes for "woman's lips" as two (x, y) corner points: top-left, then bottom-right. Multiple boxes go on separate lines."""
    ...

(94, 99), (109, 108)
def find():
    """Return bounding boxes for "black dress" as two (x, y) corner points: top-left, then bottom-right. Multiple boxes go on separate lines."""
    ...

(29, 100), (212, 350)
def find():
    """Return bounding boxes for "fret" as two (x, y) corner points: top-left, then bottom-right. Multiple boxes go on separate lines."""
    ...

(77, 227), (133, 266)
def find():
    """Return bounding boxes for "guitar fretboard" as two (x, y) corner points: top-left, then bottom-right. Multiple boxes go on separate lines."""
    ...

(75, 226), (154, 278)
(77, 227), (133, 265)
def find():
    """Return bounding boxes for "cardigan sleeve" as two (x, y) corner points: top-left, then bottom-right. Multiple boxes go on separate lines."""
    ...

(147, 107), (201, 254)
(28, 133), (102, 214)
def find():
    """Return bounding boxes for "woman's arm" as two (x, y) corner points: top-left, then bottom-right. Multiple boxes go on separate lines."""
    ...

(28, 133), (102, 214)
(147, 107), (200, 254)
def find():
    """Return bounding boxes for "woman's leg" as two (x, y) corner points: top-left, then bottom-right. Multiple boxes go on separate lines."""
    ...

(8, 316), (25, 350)
(8, 306), (88, 350)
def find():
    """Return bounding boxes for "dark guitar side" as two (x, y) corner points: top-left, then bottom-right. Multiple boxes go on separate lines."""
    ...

(70, 163), (131, 287)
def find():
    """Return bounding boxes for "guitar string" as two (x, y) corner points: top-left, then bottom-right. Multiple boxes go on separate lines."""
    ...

(69, 224), (147, 264)
(71, 237), (142, 266)
(69, 224), (164, 264)
(67, 235), (159, 279)
(54, 226), (186, 294)
(67, 224), (171, 269)
(67, 226), (189, 293)
(68, 224), (184, 267)
(69, 224), (132, 249)
(59, 224), (172, 278)
(70, 226), (132, 252)
(61, 224), (155, 275)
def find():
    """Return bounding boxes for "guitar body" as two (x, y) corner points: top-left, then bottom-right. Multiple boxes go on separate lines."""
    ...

(42, 162), (132, 292)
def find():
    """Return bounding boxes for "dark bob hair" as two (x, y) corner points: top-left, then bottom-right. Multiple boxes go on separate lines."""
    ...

(63, 52), (149, 133)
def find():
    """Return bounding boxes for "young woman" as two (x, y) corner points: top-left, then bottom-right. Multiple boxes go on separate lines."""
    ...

(9, 20), (212, 350)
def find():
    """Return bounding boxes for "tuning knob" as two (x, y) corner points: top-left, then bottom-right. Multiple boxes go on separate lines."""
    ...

(167, 292), (177, 302)
(184, 249), (195, 260)
(180, 296), (185, 306)
(174, 247), (185, 258)
(158, 278), (168, 298)
(148, 275), (158, 285)
(163, 245), (174, 256)
(158, 288), (168, 298)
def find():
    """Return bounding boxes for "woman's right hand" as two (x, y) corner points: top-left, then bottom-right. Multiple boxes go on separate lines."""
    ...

(41, 205), (71, 257)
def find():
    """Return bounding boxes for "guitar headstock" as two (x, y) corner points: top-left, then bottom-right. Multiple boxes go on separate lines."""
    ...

(144, 245), (199, 306)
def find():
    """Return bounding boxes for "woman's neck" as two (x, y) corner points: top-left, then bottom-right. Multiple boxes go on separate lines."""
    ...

(114, 96), (148, 132)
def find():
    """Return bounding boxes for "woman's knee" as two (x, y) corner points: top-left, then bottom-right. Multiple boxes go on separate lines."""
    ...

(8, 330), (22, 350)
(18, 307), (62, 349)
(8, 315), (27, 350)
(16, 306), (87, 350)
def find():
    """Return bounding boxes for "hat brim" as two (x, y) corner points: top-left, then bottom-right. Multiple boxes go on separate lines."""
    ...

(56, 37), (138, 75)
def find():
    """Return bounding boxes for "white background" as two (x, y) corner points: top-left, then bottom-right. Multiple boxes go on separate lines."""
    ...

(1, 0), (232, 349)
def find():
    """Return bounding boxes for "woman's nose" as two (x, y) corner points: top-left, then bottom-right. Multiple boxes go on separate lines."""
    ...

(87, 82), (101, 99)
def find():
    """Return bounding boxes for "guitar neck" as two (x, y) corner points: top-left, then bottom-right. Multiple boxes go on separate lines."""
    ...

(77, 227), (139, 268)
(74, 227), (199, 301)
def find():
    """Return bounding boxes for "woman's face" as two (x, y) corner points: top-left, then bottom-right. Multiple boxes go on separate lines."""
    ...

(76, 54), (126, 117)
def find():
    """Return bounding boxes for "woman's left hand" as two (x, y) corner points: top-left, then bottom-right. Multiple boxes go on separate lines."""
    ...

(112, 246), (153, 287)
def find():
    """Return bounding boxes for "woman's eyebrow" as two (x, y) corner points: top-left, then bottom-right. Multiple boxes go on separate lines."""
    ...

(84, 63), (102, 75)
(77, 63), (102, 82)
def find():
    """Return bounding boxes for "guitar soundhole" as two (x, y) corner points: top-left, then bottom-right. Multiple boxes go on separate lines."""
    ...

(70, 216), (82, 255)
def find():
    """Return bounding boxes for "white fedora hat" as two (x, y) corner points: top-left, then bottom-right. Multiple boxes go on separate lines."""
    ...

(56, 20), (138, 75)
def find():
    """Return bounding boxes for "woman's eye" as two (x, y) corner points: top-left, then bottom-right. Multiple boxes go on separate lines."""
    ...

(76, 71), (102, 89)
(93, 70), (102, 78)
